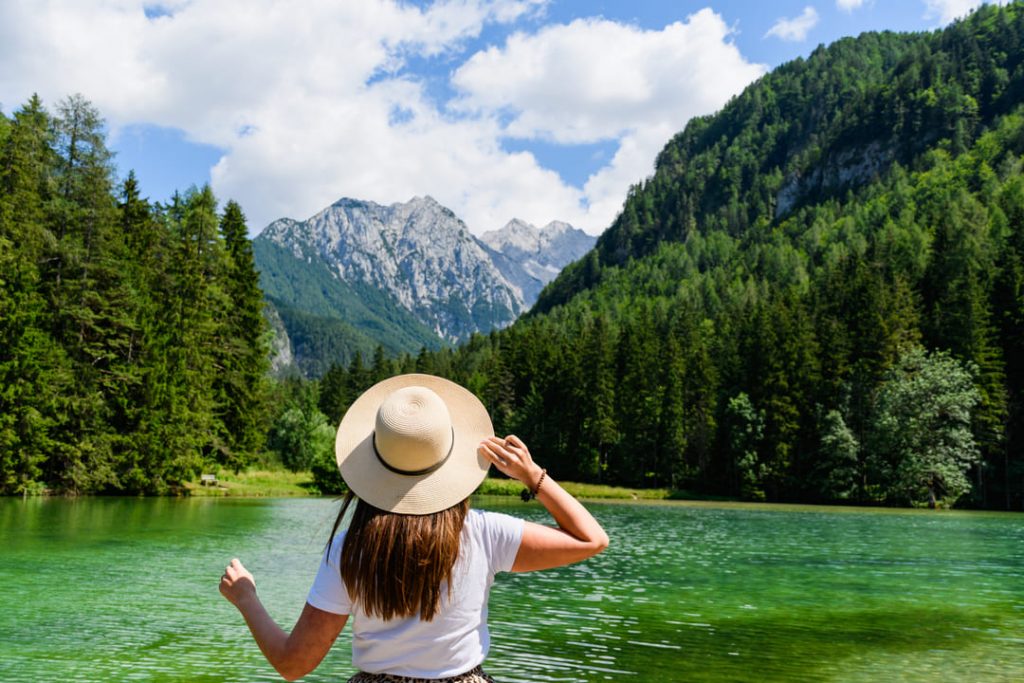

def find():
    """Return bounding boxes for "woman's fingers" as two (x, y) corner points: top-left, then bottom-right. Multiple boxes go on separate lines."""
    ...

(221, 559), (253, 586)
(480, 435), (538, 485)
(479, 438), (510, 465)
(481, 436), (506, 454)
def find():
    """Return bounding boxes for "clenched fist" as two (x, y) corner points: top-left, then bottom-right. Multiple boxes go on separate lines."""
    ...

(219, 558), (257, 607)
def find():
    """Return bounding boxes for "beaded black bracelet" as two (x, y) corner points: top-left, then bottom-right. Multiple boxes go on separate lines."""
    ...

(520, 469), (547, 502)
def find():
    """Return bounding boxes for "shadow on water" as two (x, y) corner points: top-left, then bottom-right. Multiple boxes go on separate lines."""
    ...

(622, 605), (1003, 682)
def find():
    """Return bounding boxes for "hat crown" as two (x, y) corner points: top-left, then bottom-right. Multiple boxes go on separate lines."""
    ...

(374, 386), (454, 473)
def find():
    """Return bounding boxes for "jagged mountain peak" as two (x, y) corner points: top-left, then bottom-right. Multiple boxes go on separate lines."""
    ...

(540, 220), (574, 236)
(261, 214), (307, 240)
(504, 217), (538, 233)
(481, 219), (542, 253)
(481, 218), (593, 262)
(479, 217), (596, 301)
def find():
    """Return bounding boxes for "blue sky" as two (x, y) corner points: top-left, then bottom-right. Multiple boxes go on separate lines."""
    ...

(0, 0), (998, 234)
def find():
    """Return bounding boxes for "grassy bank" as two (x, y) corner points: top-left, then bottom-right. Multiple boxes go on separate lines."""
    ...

(185, 469), (683, 500)
(184, 468), (315, 497)
(476, 477), (672, 500)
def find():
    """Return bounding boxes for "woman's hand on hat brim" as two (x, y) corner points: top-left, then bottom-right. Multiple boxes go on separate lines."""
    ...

(478, 435), (544, 490)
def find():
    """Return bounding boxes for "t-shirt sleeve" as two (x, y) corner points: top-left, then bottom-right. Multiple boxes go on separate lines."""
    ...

(306, 533), (352, 615)
(481, 510), (525, 574)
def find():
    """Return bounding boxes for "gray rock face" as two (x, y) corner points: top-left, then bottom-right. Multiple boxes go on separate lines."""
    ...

(480, 218), (595, 302)
(263, 302), (294, 375)
(260, 196), (587, 343)
(775, 141), (894, 218)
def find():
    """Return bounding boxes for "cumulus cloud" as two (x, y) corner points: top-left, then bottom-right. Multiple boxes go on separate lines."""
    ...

(452, 10), (766, 229)
(836, 0), (867, 11)
(922, 0), (1007, 24)
(0, 1), (764, 235)
(764, 6), (820, 42)
(453, 12), (763, 143)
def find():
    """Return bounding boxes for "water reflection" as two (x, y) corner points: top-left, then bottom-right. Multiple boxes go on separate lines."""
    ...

(0, 497), (1022, 682)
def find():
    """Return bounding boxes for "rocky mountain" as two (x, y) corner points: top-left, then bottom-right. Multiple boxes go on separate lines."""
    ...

(480, 219), (595, 303)
(254, 196), (589, 375)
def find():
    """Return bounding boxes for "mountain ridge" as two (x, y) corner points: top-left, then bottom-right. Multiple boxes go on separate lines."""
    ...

(254, 195), (593, 375)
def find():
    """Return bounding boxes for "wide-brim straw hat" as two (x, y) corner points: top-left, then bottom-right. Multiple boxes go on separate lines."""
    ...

(335, 373), (493, 514)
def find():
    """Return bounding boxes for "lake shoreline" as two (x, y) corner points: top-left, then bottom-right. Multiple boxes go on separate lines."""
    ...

(180, 468), (688, 501)
(10, 468), (1019, 513)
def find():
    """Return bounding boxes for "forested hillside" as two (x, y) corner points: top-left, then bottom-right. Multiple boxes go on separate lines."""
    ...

(255, 236), (443, 378)
(321, 4), (1024, 508)
(0, 95), (270, 494)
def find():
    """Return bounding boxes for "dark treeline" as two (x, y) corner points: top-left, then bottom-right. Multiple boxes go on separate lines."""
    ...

(319, 6), (1024, 509)
(0, 94), (270, 494)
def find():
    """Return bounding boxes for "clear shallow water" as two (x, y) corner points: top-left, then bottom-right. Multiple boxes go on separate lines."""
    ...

(0, 497), (1021, 682)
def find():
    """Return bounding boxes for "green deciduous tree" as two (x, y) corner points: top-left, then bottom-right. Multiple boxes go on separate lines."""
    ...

(867, 346), (982, 506)
(268, 384), (335, 473)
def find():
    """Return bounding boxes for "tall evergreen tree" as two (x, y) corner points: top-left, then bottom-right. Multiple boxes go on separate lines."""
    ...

(39, 94), (134, 493)
(217, 200), (270, 468)
(0, 97), (72, 494)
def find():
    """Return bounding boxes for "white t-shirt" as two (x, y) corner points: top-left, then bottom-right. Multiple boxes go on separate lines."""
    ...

(307, 508), (525, 678)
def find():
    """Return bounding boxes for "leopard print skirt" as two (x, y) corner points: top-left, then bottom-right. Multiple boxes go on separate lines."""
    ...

(346, 664), (495, 683)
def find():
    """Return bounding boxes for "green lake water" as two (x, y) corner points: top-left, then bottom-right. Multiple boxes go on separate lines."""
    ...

(0, 496), (1021, 682)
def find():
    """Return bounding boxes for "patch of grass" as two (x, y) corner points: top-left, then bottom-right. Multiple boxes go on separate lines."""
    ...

(184, 468), (316, 497)
(476, 476), (670, 500)
(666, 488), (740, 502)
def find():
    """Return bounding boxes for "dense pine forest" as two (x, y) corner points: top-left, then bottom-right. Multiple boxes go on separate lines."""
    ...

(0, 95), (270, 494)
(320, 4), (1024, 509)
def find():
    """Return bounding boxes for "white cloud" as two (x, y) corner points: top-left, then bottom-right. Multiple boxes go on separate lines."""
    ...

(452, 12), (763, 144)
(764, 6), (820, 42)
(922, 0), (1007, 24)
(451, 10), (766, 230)
(0, 1), (764, 236)
(836, 0), (867, 11)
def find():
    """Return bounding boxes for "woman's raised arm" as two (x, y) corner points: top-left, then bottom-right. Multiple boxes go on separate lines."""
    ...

(478, 435), (610, 572)
(219, 558), (348, 681)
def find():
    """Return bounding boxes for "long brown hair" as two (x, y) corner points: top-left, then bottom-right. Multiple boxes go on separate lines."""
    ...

(327, 492), (470, 621)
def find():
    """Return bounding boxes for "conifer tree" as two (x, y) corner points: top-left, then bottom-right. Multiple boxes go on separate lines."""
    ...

(39, 94), (133, 493)
(659, 327), (688, 488)
(370, 344), (394, 383)
(682, 318), (718, 488)
(318, 362), (349, 424)
(0, 97), (73, 494)
(218, 200), (270, 468)
(159, 186), (224, 479)
(573, 314), (618, 481)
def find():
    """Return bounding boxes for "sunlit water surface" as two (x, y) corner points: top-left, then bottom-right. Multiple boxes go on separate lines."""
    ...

(0, 497), (1021, 682)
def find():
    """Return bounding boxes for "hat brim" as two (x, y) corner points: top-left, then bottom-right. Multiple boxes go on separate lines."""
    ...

(335, 374), (493, 514)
